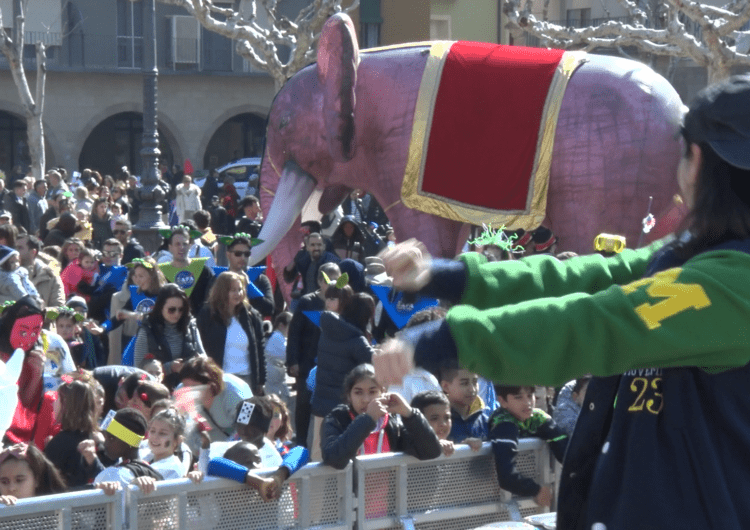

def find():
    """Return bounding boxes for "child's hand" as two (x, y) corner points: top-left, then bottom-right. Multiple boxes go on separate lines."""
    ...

(92, 431), (105, 444)
(464, 437), (483, 452)
(77, 439), (98, 465)
(171, 358), (184, 374)
(187, 470), (204, 483)
(83, 321), (103, 335)
(366, 396), (388, 422)
(383, 392), (412, 418)
(534, 485), (553, 507)
(133, 476), (157, 494)
(95, 482), (121, 496)
(0, 495), (18, 505)
(258, 476), (281, 501)
(439, 439), (455, 457)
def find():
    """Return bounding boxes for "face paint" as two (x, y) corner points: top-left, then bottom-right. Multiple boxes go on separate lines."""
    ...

(10, 315), (43, 351)
(164, 440), (171, 448)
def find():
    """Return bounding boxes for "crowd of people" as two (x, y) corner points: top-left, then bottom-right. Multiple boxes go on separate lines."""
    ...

(0, 160), (575, 518)
(2, 74), (748, 530)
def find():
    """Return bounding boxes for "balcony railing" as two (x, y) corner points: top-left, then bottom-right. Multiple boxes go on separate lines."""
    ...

(0, 31), (263, 75)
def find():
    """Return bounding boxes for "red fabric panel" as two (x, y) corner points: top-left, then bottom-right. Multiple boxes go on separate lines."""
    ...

(422, 42), (564, 210)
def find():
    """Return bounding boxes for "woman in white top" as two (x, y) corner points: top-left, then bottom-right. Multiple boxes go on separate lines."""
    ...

(197, 271), (266, 395)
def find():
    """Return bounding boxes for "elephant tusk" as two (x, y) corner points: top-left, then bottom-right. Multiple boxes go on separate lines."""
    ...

(384, 199), (402, 213)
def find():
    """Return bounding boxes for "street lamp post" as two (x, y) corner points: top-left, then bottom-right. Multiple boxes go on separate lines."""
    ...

(134, 0), (167, 252)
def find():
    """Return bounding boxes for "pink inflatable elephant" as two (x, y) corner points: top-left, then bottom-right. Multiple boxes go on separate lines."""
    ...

(251, 13), (684, 289)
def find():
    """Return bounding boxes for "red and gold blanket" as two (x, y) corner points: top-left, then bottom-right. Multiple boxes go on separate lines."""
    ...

(402, 42), (585, 229)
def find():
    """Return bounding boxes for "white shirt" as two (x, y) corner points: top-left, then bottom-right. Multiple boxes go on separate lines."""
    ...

(264, 330), (286, 361)
(223, 317), (250, 376)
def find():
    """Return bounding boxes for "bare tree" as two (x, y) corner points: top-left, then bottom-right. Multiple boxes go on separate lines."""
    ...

(504, 0), (750, 83)
(0, 0), (46, 180)
(160, 0), (360, 91)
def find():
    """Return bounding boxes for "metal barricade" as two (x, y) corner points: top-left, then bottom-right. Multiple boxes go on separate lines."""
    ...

(0, 488), (124, 530)
(126, 463), (353, 530)
(0, 438), (553, 530)
(353, 440), (553, 530)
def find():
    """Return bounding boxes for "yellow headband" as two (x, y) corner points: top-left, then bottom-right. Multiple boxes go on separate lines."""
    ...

(106, 418), (144, 448)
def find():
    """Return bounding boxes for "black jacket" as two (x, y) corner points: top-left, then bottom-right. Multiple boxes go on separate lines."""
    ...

(312, 312), (374, 417)
(44, 430), (105, 489)
(122, 238), (146, 264)
(286, 292), (324, 377)
(197, 304), (266, 391)
(321, 404), (442, 469)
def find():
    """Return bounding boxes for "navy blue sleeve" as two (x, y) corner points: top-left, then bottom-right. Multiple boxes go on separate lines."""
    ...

(420, 258), (467, 303)
(489, 420), (541, 497)
(401, 320), (458, 375)
(537, 416), (569, 463)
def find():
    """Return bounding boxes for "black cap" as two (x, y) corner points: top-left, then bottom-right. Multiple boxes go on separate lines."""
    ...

(684, 75), (750, 170)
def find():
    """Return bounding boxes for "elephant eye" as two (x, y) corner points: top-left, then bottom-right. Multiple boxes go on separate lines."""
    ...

(279, 115), (290, 129)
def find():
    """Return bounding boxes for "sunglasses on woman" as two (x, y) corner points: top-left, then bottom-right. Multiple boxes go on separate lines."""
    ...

(232, 251), (251, 258)
(166, 306), (184, 314)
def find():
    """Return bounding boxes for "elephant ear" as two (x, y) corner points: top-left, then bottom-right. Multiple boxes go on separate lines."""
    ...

(318, 13), (359, 162)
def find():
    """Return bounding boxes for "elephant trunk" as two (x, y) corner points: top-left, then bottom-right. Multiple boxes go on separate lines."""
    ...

(251, 160), (317, 267)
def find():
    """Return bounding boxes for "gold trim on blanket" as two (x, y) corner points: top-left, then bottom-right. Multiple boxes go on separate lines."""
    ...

(402, 45), (586, 230)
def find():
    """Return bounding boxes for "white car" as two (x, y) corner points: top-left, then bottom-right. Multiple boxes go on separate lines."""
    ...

(195, 157), (261, 199)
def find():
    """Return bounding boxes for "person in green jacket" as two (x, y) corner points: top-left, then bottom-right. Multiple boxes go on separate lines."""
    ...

(374, 75), (750, 529)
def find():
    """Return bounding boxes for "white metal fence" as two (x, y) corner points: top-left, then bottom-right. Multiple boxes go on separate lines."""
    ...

(0, 439), (553, 530)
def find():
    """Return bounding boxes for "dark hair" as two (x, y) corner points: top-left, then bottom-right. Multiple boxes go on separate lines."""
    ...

(166, 226), (191, 245)
(113, 407), (148, 437)
(234, 396), (273, 436)
(0, 223), (18, 248)
(227, 235), (252, 250)
(34, 180), (46, 192)
(266, 393), (292, 441)
(13, 180), (26, 189)
(410, 390), (450, 412)
(0, 445), (67, 496)
(324, 282), (353, 307)
(18, 233), (40, 252)
(148, 284), (192, 332)
(223, 442), (260, 469)
(179, 356), (225, 397)
(437, 359), (462, 384)
(103, 238), (123, 252)
(405, 306), (447, 329)
(674, 133), (750, 259)
(55, 213), (82, 238)
(340, 292), (375, 334)
(273, 311), (292, 329)
(121, 372), (170, 408)
(57, 380), (98, 433)
(193, 210), (211, 230)
(90, 198), (110, 222)
(239, 195), (259, 209)
(149, 407), (187, 439)
(342, 363), (379, 399)
(494, 384), (535, 401)
(0, 296), (43, 353)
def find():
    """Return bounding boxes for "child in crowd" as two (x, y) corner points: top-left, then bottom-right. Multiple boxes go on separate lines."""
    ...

(61, 247), (99, 301)
(0, 443), (67, 505)
(410, 390), (455, 456)
(321, 364), (441, 470)
(264, 312), (292, 402)
(79, 408), (163, 494)
(43, 378), (103, 489)
(489, 385), (568, 507)
(49, 306), (105, 370)
(552, 375), (591, 436)
(439, 360), (487, 448)
(142, 407), (189, 480)
(140, 355), (164, 382)
(202, 396), (310, 501)
(266, 393), (294, 457)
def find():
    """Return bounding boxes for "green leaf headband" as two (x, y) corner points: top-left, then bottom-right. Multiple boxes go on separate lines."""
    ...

(217, 233), (264, 247)
(0, 301), (14, 314)
(158, 225), (202, 241)
(46, 306), (85, 322)
(125, 258), (154, 269)
(321, 271), (349, 288)
(468, 224), (525, 253)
